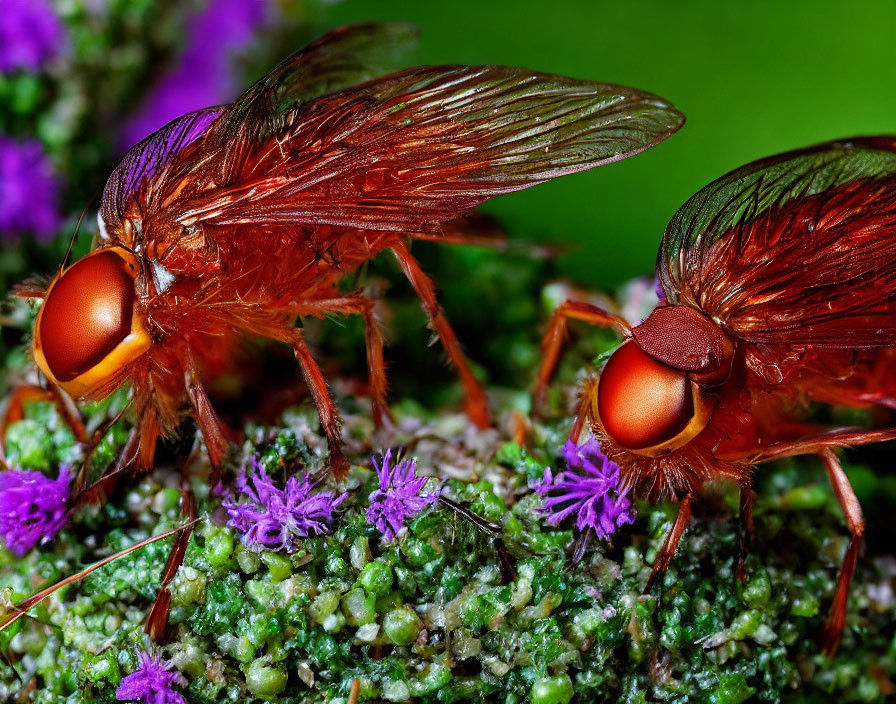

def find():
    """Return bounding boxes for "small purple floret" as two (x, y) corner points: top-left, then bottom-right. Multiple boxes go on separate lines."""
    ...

(0, 466), (71, 557)
(224, 459), (347, 552)
(367, 449), (440, 542)
(537, 439), (635, 540)
(0, 0), (65, 74)
(0, 136), (62, 241)
(116, 651), (187, 704)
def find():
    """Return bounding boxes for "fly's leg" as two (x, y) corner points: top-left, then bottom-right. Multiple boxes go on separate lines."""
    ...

(759, 431), (883, 654)
(348, 678), (361, 704)
(288, 295), (390, 427)
(287, 329), (350, 480)
(760, 426), (896, 461)
(533, 300), (631, 414)
(819, 448), (865, 656)
(391, 240), (490, 428)
(645, 493), (693, 591)
(1, 384), (87, 454)
(736, 477), (755, 582)
(71, 405), (161, 506)
(48, 384), (88, 444)
(185, 359), (232, 487)
(145, 486), (196, 642)
(71, 428), (139, 505)
(569, 374), (599, 443)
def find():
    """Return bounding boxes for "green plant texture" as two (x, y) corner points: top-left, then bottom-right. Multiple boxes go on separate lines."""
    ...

(1, 393), (894, 703)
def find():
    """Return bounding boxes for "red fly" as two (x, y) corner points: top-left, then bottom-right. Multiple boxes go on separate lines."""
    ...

(534, 136), (896, 654)
(19, 23), (684, 483)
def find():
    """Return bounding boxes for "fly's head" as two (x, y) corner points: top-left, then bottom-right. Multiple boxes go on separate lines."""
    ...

(32, 247), (151, 400)
(594, 305), (734, 457)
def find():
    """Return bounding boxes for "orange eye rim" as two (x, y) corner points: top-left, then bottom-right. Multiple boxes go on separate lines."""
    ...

(32, 247), (151, 400)
(614, 380), (717, 457)
(593, 342), (720, 458)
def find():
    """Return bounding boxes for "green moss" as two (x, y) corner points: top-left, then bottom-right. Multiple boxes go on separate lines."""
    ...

(205, 528), (235, 567)
(261, 552), (292, 582)
(358, 560), (393, 597)
(383, 606), (422, 646)
(531, 674), (574, 704)
(247, 659), (288, 698)
(1, 368), (895, 704)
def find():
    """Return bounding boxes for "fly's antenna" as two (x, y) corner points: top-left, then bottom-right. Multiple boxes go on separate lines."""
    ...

(60, 186), (102, 271)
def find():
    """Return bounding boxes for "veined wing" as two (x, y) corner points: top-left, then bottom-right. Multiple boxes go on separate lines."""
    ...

(100, 106), (224, 243)
(99, 23), (419, 241)
(660, 137), (896, 348)
(151, 63), (683, 233)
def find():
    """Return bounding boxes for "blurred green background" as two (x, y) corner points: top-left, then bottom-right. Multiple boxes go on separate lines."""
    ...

(313, 0), (896, 286)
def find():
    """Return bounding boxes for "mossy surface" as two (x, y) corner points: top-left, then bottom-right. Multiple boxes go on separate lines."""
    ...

(1, 394), (894, 704)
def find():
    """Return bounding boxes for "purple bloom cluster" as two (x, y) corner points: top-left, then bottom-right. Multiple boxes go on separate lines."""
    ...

(121, 0), (271, 147)
(0, 466), (71, 557)
(367, 450), (441, 542)
(0, 0), (65, 74)
(224, 459), (347, 552)
(116, 651), (187, 704)
(537, 439), (635, 539)
(0, 136), (62, 242)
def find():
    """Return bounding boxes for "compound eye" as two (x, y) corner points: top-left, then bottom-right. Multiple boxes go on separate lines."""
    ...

(38, 250), (138, 382)
(597, 341), (694, 451)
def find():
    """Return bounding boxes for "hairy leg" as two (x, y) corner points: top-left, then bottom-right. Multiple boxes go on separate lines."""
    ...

(71, 402), (162, 506)
(569, 374), (599, 442)
(756, 431), (881, 654)
(645, 493), (693, 591)
(818, 448), (865, 656)
(391, 240), (490, 428)
(736, 477), (755, 582)
(185, 358), (232, 487)
(533, 300), (631, 412)
(145, 487), (196, 642)
(1, 384), (87, 452)
(760, 426), (896, 461)
(288, 294), (390, 427)
(229, 315), (349, 479)
(287, 329), (350, 479)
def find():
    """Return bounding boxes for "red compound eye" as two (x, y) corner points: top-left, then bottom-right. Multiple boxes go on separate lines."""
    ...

(597, 341), (694, 451)
(38, 250), (138, 383)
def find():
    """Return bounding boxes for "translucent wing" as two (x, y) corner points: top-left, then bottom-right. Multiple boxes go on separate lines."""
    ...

(153, 63), (683, 234)
(217, 23), (419, 140)
(660, 137), (896, 348)
(99, 23), (419, 241)
(100, 107), (224, 241)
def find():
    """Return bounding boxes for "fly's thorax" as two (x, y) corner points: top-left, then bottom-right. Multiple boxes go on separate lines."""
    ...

(594, 305), (735, 458)
(32, 247), (151, 400)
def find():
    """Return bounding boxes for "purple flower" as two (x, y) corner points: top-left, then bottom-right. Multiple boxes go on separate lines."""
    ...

(0, 466), (71, 557)
(0, 0), (65, 74)
(121, 0), (272, 148)
(224, 459), (347, 552)
(116, 651), (187, 704)
(367, 450), (440, 542)
(0, 136), (62, 242)
(537, 439), (635, 540)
